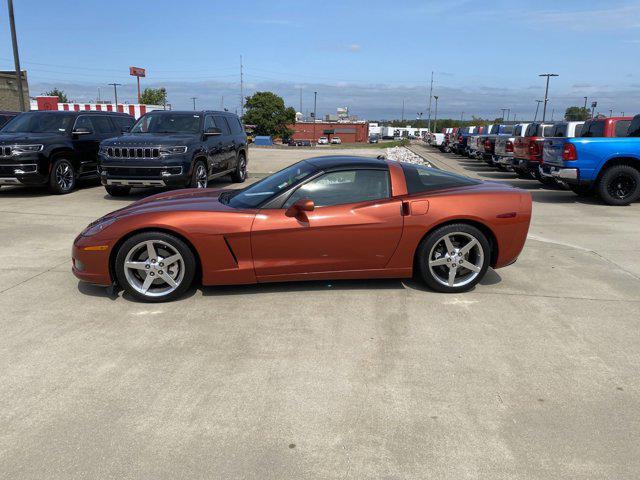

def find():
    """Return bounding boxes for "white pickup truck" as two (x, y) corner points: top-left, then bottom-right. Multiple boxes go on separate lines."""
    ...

(495, 123), (530, 169)
(467, 124), (493, 158)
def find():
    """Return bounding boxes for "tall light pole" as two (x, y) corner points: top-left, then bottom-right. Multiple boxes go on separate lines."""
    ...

(539, 73), (558, 123)
(533, 100), (543, 122)
(427, 70), (434, 133)
(108, 83), (122, 111)
(239, 55), (244, 118)
(460, 111), (464, 126)
(313, 91), (317, 144)
(506, 108), (511, 123)
(583, 96), (588, 111)
(500, 108), (507, 122)
(191, 97), (197, 110)
(401, 99), (405, 122)
(433, 95), (439, 133)
(7, 0), (26, 111)
(609, 109), (613, 118)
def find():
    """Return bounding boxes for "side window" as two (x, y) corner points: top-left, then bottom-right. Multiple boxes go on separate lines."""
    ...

(627, 117), (640, 137)
(112, 116), (134, 132)
(401, 163), (479, 194)
(204, 115), (215, 131)
(615, 120), (631, 137)
(573, 124), (583, 137)
(283, 169), (390, 208)
(73, 116), (95, 132)
(228, 116), (244, 134)
(214, 116), (231, 135)
(90, 115), (114, 134)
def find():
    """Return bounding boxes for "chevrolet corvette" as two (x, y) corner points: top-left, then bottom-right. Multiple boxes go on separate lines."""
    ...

(72, 156), (532, 302)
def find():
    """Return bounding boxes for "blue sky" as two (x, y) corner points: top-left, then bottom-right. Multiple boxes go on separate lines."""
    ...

(1, 0), (639, 119)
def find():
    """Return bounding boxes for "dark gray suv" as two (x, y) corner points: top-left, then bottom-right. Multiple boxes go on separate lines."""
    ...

(98, 110), (248, 196)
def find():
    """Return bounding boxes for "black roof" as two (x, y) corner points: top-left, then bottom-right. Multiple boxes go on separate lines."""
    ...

(148, 110), (238, 116)
(23, 110), (130, 117)
(305, 155), (387, 170)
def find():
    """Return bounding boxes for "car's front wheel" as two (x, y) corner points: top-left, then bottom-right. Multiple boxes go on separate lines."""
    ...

(417, 224), (490, 293)
(48, 157), (76, 194)
(115, 231), (196, 302)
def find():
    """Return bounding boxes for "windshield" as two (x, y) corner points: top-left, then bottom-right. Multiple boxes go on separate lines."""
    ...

(1, 113), (74, 134)
(130, 113), (202, 134)
(224, 161), (316, 209)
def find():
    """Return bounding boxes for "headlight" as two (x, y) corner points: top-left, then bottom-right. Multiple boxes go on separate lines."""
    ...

(81, 217), (118, 237)
(159, 146), (188, 156)
(99, 146), (109, 154)
(12, 144), (43, 154)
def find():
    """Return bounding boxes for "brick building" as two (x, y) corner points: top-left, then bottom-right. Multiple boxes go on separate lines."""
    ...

(289, 121), (369, 143)
(0, 70), (29, 111)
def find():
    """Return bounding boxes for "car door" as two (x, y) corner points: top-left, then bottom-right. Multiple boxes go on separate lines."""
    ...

(251, 168), (404, 278)
(204, 115), (225, 175)
(213, 115), (234, 169)
(71, 115), (101, 175)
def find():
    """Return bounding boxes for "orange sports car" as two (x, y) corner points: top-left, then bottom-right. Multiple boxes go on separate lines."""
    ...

(73, 156), (532, 302)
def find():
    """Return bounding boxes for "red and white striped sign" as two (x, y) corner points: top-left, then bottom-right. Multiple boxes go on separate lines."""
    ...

(31, 96), (163, 119)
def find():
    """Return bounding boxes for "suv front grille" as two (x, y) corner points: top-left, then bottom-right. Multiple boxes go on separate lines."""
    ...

(0, 146), (12, 157)
(107, 146), (160, 159)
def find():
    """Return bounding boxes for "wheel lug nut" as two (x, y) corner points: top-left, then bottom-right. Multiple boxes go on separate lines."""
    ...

(158, 270), (163, 275)
(150, 272), (155, 276)
(447, 258), (451, 262)
(145, 265), (150, 269)
(159, 263), (164, 267)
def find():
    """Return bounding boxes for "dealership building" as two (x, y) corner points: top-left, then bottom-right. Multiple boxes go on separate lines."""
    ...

(289, 121), (369, 143)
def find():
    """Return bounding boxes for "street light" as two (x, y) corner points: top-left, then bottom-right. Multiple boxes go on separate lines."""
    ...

(108, 83), (122, 111)
(539, 73), (559, 123)
(500, 108), (507, 122)
(191, 97), (197, 110)
(583, 96), (588, 110)
(460, 111), (464, 126)
(533, 100), (543, 122)
(7, 0), (26, 111)
(433, 95), (439, 133)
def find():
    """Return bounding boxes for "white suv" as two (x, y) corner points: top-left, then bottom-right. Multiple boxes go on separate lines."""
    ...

(331, 136), (342, 144)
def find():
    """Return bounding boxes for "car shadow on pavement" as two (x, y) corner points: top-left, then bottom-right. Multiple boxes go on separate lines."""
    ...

(0, 181), (100, 197)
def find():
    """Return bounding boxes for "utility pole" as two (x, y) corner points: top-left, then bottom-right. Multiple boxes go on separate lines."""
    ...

(583, 96), (588, 111)
(433, 95), (439, 133)
(539, 73), (558, 123)
(239, 55), (244, 118)
(7, 0), (26, 111)
(427, 70), (434, 133)
(533, 100), (543, 122)
(313, 91), (317, 144)
(500, 108), (507, 122)
(97, 87), (101, 103)
(401, 99), (405, 122)
(299, 87), (302, 116)
(551, 108), (555, 121)
(590, 101), (597, 119)
(506, 108), (511, 123)
(513, 113), (517, 123)
(609, 109), (613, 118)
(191, 97), (197, 110)
(460, 111), (464, 126)
(108, 83), (122, 111)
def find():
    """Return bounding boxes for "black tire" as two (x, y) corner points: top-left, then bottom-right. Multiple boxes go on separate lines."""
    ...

(568, 184), (593, 197)
(417, 223), (491, 293)
(514, 168), (533, 179)
(115, 231), (196, 302)
(190, 160), (208, 189)
(105, 185), (131, 197)
(48, 157), (76, 194)
(231, 152), (247, 183)
(597, 164), (640, 206)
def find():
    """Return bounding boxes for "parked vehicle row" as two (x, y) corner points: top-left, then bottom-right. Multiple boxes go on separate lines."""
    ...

(426, 114), (640, 205)
(0, 110), (248, 195)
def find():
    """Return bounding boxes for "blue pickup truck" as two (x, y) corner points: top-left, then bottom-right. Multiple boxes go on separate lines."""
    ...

(543, 115), (640, 205)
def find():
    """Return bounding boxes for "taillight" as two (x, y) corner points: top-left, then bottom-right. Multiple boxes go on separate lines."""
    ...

(562, 143), (577, 161)
(528, 140), (541, 158)
(483, 139), (492, 151)
(505, 140), (514, 152)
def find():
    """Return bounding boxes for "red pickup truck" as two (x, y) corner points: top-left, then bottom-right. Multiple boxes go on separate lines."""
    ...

(577, 116), (632, 138)
(511, 123), (553, 181)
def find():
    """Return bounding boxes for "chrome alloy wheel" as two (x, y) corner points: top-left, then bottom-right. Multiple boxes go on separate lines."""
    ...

(123, 240), (185, 298)
(195, 164), (208, 188)
(55, 161), (74, 191)
(428, 231), (484, 288)
(238, 156), (247, 180)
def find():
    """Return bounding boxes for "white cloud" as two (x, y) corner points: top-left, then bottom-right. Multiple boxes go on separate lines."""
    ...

(347, 44), (361, 52)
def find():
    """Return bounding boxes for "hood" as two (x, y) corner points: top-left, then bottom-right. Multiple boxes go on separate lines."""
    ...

(103, 133), (196, 146)
(0, 132), (66, 143)
(103, 188), (243, 220)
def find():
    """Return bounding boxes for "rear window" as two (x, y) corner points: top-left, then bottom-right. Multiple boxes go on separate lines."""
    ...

(513, 125), (522, 136)
(580, 120), (605, 137)
(490, 125), (500, 134)
(541, 125), (552, 137)
(550, 124), (568, 137)
(400, 163), (480, 194)
(627, 116), (640, 137)
(501, 125), (514, 135)
(573, 123), (583, 137)
(525, 124), (539, 136)
(615, 120), (631, 137)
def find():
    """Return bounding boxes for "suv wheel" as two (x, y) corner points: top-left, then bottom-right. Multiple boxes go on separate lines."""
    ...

(49, 158), (76, 194)
(115, 231), (196, 302)
(105, 185), (131, 197)
(231, 152), (247, 183)
(597, 164), (640, 205)
(190, 161), (208, 188)
(417, 224), (490, 293)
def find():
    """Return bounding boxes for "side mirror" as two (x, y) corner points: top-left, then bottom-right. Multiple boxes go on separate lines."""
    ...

(72, 127), (92, 135)
(203, 127), (222, 136)
(285, 198), (315, 218)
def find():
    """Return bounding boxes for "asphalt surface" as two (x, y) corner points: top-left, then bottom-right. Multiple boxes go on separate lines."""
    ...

(1, 145), (639, 479)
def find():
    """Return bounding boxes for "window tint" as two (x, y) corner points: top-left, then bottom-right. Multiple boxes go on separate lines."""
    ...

(228, 116), (244, 134)
(74, 116), (95, 131)
(401, 163), (479, 194)
(542, 125), (553, 137)
(1, 112), (74, 133)
(573, 123), (583, 137)
(615, 120), (631, 137)
(627, 117), (640, 137)
(131, 113), (201, 134)
(581, 120), (604, 137)
(214, 116), (231, 135)
(204, 115), (215, 131)
(513, 125), (522, 136)
(283, 169), (390, 208)
(90, 115), (114, 134)
(550, 124), (567, 137)
(501, 125), (514, 134)
(112, 116), (134, 132)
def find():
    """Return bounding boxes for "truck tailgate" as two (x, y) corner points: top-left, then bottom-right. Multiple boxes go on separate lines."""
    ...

(543, 138), (566, 166)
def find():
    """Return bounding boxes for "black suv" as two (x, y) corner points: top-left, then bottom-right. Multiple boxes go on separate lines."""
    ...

(0, 110), (134, 193)
(0, 111), (20, 128)
(98, 110), (248, 196)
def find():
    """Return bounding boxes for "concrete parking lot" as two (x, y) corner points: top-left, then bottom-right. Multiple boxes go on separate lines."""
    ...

(1, 145), (639, 479)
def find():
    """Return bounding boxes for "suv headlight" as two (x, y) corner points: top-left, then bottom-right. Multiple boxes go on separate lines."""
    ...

(12, 144), (43, 154)
(159, 146), (188, 156)
(81, 217), (118, 237)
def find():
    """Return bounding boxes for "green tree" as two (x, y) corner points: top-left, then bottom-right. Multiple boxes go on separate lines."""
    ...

(565, 106), (590, 121)
(242, 91), (296, 138)
(140, 87), (167, 105)
(43, 88), (69, 103)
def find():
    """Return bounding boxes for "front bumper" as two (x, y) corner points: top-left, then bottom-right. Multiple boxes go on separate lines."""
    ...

(0, 160), (48, 185)
(99, 155), (190, 188)
(72, 235), (113, 286)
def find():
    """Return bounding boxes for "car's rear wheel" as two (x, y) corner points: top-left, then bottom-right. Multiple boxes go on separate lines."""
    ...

(231, 152), (247, 183)
(115, 231), (196, 302)
(597, 164), (640, 205)
(417, 224), (490, 293)
(48, 157), (76, 194)
(190, 161), (208, 189)
(105, 185), (131, 197)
